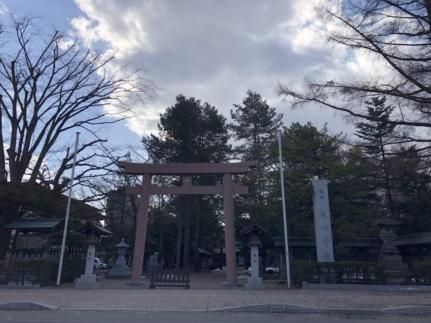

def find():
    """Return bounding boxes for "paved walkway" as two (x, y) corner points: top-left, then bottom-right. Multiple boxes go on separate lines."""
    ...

(1, 287), (431, 311)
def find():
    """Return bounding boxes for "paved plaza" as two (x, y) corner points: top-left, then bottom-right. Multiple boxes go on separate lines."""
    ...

(1, 273), (431, 318)
(1, 284), (431, 312)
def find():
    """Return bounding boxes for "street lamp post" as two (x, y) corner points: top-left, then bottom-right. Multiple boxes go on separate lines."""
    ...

(277, 131), (291, 288)
(56, 132), (80, 286)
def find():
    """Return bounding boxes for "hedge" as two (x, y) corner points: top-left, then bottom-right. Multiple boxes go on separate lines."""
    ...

(411, 261), (431, 284)
(291, 260), (384, 284)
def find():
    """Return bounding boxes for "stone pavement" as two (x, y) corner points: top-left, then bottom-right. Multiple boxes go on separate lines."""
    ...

(1, 286), (431, 312)
(1, 272), (431, 313)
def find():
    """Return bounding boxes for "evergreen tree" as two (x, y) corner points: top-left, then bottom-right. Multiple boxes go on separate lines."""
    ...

(355, 96), (397, 217)
(266, 123), (379, 239)
(142, 95), (230, 270)
(269, 123), (344, 237)
(390, 146), (431, 233)
(230, 91), (282, 224)
(144, 95), (230, 163)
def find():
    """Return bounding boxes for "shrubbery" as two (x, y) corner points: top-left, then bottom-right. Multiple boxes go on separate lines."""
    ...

(411, 261), (431, 284)
(291, 260), (384, 284)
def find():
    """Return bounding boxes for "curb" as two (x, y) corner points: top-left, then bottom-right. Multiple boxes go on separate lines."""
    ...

(303, 282), (431, 293)
(212, 304), (431, 316)
(0, 302), (58, 311)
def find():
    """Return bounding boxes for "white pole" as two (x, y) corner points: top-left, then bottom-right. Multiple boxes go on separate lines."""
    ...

(277, 131), (291, 288)
(56, 132), (80, 286)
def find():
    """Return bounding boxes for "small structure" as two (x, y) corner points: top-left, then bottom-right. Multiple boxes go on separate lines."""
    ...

(241, 224), (268, 289)
(74, 222), (111, 289)
(107, 238), (131, 279)
(147, 252), (190, 289)
(149, 268), (190, 289)
(395, 232), (431, 263)
(376, 218), (410, 284)
(3, 218), (64, 263)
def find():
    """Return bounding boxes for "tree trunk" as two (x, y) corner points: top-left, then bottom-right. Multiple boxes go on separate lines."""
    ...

(379, 135), (395, 216)
(0, 96), (6, 183)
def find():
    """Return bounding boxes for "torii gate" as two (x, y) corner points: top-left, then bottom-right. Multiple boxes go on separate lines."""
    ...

(118, 161), (257, 286)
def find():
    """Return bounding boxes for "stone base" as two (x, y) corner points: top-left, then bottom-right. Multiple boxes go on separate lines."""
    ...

(74, 274), (97, 289)
(383, 270), (410, 285)
(107, 264), (131, 279)
(245, 276), (264, 289)
(222, 281), (243, 288)
(125, 279), (148, 288)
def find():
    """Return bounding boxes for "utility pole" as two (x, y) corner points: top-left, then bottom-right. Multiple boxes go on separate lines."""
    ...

(56, 132), (80, 286)
(277, 131), (291, 288)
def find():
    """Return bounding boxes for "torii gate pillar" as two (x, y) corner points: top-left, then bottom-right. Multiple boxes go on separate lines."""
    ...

(223, 173), (236, 285)
(131, 174), (151, 281)
(120, 161), (256, 286)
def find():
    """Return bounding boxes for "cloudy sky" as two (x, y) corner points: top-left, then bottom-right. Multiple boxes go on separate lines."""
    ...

(0, 0), (376, 150)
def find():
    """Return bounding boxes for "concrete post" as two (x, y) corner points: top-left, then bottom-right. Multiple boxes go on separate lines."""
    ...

(250, 245), (259, 278)
(74, 244), (97, 289)
(131, 174), (151, 282)
(84, 244), (96, 275)
(245, 244), (263, 289)
(223, 173), (237, 285)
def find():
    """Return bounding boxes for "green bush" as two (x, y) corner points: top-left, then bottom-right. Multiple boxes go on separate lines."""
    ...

(61, 258), (85, 283)
(291, 260), (320, 283)
(411, 261), (431, 284)
(291, 260), (383, 284)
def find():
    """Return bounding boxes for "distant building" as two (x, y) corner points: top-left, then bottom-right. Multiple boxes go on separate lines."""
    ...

(105, 187), (137, 240)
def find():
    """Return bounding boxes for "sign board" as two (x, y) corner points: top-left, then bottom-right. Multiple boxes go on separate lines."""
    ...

(312, 179), (335, 262)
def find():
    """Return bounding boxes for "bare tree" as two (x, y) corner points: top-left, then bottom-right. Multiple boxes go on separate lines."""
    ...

(0, 19), (148, 187)
(279, 0), (431, 136)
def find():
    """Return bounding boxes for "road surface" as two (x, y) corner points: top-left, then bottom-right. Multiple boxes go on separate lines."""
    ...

(0, 311), (429, 323)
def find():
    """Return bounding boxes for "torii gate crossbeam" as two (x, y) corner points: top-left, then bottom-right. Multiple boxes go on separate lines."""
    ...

(119, 161), (256, 286)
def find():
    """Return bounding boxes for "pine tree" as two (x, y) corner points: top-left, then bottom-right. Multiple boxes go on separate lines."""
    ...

(230, 91), (282, 224)
(142, 95), (231, 269)
(390, 146), (431, 233)
(355, 96), (397, 217)
(266, 123), (380, 239)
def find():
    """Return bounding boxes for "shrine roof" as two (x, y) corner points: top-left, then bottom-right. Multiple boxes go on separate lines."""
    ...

(79, 221), (112, 236)
(394, 232), (431, 246)
(3, 218), (63, 230)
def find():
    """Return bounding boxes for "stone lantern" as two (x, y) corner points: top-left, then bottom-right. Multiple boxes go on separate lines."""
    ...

(108, 238), (131, 279)
(75, 222), (111, 289)
(376, 218), (410, 284)
(240, 224), (269, 289)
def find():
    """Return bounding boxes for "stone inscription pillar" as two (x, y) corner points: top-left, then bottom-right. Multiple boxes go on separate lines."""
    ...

(312, 179), (334, 262)
(84, 244), (96, 275)
(131, 173), (151, 282)
(223, 173), (237, 285)
(250, 245), (259, 278)
(75, 244), (97, 289)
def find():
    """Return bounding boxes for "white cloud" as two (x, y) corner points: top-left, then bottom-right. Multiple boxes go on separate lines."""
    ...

(0, 1), (9, 15)
(70, 0), (385, 137)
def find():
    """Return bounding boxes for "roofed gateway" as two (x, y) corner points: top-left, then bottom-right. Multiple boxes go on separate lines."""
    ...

(119, 161), (257, 286)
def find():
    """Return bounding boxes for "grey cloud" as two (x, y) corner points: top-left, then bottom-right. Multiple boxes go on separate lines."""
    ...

(73, 0), (351, 136)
